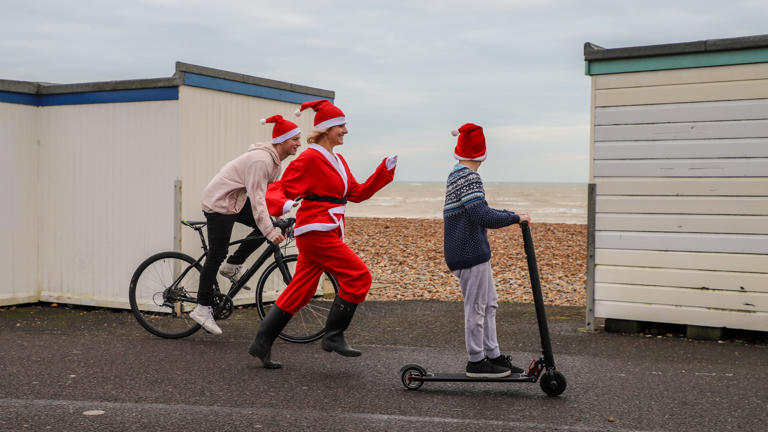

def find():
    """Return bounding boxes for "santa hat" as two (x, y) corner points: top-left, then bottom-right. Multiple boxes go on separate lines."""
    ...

(294, 100), (346, 131)
(451, 123), (487, 161)
(260, 115), (300, 144)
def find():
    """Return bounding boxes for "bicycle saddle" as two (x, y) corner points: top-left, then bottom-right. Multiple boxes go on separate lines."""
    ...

(182, 220), (207, 228)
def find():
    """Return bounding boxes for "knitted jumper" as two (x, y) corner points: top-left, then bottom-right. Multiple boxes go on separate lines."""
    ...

(443, 164), (520, 271)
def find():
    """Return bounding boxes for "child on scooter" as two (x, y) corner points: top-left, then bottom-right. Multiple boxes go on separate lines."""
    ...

(443, 123), (531, 378)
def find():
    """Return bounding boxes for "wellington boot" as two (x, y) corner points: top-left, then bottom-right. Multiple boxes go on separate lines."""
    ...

(321, 297), (361, 357)
(248, 306), (292, 368)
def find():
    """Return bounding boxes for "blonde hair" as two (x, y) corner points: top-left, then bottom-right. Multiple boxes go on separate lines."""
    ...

(307, 129), (327, 144)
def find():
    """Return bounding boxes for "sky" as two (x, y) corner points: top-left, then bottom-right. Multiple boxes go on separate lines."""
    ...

(2, 0), (768, 182)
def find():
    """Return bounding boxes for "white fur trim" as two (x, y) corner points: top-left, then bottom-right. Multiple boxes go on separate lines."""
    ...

(260, 118), (267, 125)
(281, 200), (296, 215)
(272, 127), (300, 144)
(453, 151), (487, 162)
(385, 155), (398, 170)
(294, 109), (302, 117)
(451, 129), (460, 137)
(293, 206), (346, 240)
(314, 116), (346, 131)
(308, 144), (348, 196)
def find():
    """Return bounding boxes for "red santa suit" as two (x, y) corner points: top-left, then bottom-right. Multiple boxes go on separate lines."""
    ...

(266, 144), (396, 314)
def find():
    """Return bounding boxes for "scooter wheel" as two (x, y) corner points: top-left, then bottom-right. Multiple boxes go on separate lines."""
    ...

(400, 364), (426, 390)
(539, 370), (567, 396)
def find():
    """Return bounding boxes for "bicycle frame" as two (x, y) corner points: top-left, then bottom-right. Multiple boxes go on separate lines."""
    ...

(179, 225), (295, 315)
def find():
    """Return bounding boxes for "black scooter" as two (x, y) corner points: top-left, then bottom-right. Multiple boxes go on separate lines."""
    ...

(399, 221), (567, 396)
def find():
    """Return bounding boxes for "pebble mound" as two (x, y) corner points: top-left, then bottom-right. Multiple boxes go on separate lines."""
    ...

(346, 217), (587, 306)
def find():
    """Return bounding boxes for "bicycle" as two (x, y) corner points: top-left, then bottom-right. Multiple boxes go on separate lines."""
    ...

(129, 217), (339, 342)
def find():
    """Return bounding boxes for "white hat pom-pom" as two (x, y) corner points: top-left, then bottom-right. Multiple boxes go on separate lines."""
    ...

(451, 129), (460, 137)
(260, 118), (267, 125)
(294, 109), (302, 117)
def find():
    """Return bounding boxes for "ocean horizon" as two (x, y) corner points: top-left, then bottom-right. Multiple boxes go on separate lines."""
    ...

(345, 181), (588, 224)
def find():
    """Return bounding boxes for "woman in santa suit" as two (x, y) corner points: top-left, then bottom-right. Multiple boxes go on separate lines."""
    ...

(248, 100), (398, 369)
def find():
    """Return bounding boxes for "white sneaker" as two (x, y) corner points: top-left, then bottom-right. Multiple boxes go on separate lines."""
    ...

(219, 263), (250, 290)
(189, 304), (222, 335)
(219, 263), (242, 279)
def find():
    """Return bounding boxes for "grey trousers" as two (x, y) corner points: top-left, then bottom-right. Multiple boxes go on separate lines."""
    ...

(453, 261), (501, 362)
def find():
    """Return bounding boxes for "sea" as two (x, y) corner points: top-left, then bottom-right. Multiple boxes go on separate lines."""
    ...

(344, 182), (587, 224)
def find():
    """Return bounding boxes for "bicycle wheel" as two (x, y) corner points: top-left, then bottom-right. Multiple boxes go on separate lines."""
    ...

(129, 251), (213, 339)
(255, 254), (339, 343)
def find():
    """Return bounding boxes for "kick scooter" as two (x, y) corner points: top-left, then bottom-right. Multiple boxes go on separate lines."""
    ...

(399, 221), (567, 396)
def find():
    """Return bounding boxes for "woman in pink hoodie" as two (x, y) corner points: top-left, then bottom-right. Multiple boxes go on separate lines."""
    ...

(189, 115), (302, 335)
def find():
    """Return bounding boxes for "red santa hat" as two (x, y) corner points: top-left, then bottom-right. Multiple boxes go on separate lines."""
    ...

(451, 123), (487, 161)
(260, 115), (300, 144)
(294, 100), (346, 131)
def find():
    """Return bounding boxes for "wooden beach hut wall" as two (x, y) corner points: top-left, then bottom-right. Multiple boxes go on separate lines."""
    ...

(583, 35), (768, 335)
(0, 62), (332, 308)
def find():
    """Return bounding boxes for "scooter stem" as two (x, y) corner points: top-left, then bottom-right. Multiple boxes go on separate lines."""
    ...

(520, 221), (556, 369)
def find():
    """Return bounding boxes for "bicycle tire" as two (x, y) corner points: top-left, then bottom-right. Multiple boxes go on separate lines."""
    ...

(255, 254), (340, 343)
(129, 251), (214, 339)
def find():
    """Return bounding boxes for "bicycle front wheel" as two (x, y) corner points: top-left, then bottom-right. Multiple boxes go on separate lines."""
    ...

(129, 251), (208, 339)
(256, 254), (340, 343)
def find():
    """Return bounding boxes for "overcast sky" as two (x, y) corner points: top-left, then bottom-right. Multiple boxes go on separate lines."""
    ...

(3, 1), (768, 182)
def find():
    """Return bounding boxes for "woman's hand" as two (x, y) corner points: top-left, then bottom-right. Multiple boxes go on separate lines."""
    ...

(518, 212), (531, 224)
(270, 233), (286, 245)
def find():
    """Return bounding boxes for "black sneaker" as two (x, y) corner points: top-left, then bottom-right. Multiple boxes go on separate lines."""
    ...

(466, 359), (511, 378)
(487, 354), (525, 374)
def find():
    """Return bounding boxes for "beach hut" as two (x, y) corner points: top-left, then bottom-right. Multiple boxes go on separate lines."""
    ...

(583, 35), (768, 337)
(0, 62), (333, 308)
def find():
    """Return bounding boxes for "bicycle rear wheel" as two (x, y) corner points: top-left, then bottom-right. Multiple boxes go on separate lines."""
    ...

(129, 251), (211, 339)
(256, 254), (339, 343)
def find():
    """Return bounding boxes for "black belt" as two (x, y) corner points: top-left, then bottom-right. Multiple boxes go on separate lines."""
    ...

(304, 195), (347, 205)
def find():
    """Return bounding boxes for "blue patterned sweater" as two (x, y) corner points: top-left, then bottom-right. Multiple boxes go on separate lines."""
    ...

(443, 164), (520, 271)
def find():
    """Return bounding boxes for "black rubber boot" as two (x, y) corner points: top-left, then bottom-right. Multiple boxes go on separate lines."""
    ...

(248, 306), (292, 368)
(321, 297), (361, 357)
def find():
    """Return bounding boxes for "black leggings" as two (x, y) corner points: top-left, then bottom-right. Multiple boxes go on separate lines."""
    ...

(197, 200), (267, 306)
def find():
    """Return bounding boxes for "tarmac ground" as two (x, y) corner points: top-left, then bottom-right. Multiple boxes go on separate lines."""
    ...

(1, 301), (766, 431)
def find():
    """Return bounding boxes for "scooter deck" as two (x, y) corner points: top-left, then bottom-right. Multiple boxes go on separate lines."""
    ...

(415, 372), (537, 383)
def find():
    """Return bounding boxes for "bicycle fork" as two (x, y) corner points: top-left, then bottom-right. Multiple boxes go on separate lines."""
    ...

(273, 248), (293, 285)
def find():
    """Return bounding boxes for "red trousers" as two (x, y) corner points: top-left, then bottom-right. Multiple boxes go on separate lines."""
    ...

(275, 230), (372, 315)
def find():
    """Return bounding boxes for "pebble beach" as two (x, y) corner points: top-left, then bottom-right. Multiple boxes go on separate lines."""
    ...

(345, 217), (587, 306)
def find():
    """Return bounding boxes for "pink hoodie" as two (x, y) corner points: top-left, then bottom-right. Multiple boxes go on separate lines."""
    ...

(201, 143), (282, 242)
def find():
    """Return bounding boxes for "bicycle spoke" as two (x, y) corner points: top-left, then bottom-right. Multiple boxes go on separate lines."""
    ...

(130, 252), (202, 338)
(256, 255), (340, 343)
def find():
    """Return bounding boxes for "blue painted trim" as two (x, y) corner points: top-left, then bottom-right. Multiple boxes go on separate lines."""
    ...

(184, 73), (330, 104)
(0, 87), (178, 106)
(39, 87), (178, 106)
(0, 91), (40, 106)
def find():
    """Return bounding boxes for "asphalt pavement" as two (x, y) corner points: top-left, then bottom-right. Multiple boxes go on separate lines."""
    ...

(1, 301), (766, 431)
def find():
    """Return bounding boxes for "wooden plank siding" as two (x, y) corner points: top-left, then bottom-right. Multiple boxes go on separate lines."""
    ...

(595, 231), (768, 254)
(595, 178), (768, 196)
(595, 284), (768, 312)
(595, 100), (768, 125)
(594, 301), (768, 332)
(595, 214), (768, 234)
(595, 249), (768, 273)
(594, 158), (768, 177)
(589, 59), (768, 331)
(596, 120), (768, 142)
(595, 267), (768, 294)
(594, 79), (768, 107)
(594, 63), (768, 90)
(595, 139), (768, 160)
(596, 196), (768, 215)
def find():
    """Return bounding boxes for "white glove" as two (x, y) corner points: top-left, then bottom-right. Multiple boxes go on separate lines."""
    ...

(385, 154), (398, 170)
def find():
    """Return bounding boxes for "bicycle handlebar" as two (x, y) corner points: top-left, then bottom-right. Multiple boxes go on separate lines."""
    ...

(273, 217), (296, 236)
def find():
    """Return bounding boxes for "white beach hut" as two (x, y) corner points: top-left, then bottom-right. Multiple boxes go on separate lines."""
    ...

(583, 35), (768, 337)
(0, 62), (333, 308)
